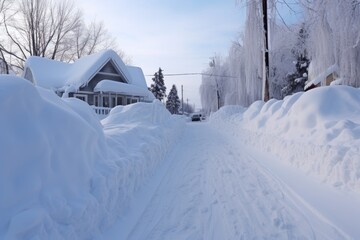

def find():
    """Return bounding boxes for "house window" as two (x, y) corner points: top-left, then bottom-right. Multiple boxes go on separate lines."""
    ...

(74, 94), (88, 102)
(102, 96), (109, 107)
(117, 96), (123, 106)
(110, 96), (116, 108)
(131, 98), (138, 104)
(126, 97), (138, 105)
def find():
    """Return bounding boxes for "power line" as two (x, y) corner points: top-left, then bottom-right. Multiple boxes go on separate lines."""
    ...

(145, 72), (239, 79)
(145, 72), (201, 77)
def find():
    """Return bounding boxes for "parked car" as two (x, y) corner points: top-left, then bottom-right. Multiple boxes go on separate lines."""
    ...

(191, 113), (201, 121)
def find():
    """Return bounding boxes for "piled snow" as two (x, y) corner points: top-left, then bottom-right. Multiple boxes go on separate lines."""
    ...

(0, 76), (184, 239)
(210, 86), (360, 191)
(209, 105), (246, 124)
(94, 80), (154, 101)
(101, 100), (184, 200)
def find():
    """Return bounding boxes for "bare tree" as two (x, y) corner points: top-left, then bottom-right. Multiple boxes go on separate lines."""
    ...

(0, 0), (82, 71)
(0, 0), (13, 73)
(72, 20), (131, 64)
(0, 0), (11, 16)
(49, 0), (82, 60)
(0, 0), (131, 72)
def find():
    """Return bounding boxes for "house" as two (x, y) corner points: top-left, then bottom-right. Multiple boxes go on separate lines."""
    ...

(23, 49), (155, 114)
(304, 64), (339, 91)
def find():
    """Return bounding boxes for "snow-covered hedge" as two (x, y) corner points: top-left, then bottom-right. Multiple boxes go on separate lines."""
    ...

(210, 86), (360, 191)
(0, 76), (184, 239)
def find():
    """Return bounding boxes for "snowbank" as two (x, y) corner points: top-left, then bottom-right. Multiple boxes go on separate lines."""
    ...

(0, 76), (184, 239)
(208, 105), (246, 124)
(99, 100), (184, 224)
(210, 86), (360, 191)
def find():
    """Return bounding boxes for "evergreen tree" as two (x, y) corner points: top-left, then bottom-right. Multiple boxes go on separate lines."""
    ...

(166, 84), (181, 114)
(150, 68), (166, 101)
(282, 26), (310, 97)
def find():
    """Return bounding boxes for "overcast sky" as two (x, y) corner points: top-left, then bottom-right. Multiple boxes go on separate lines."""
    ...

(76, 0), (245, 110)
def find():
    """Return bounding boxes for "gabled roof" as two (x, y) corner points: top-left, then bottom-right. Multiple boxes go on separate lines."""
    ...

(24, 49), (133, 91)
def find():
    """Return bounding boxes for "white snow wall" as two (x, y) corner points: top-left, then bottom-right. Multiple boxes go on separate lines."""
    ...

(0, 76), (185, 239)
(210, 86), (360, 191)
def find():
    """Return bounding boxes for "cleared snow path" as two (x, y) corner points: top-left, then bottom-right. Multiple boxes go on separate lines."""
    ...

(105, 122), (348, 239)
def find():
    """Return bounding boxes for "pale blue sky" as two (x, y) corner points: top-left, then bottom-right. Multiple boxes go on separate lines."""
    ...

(77, 0), (301, 109)
(77, 0), (245, 109)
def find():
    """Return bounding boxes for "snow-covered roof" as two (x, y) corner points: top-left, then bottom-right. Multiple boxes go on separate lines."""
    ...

(94, 80), (155, 101)
(24, 49), (134, 91)
(24, 57), (69, 90)
(304, 64), (338, 90)
(126, 66), (148, 89)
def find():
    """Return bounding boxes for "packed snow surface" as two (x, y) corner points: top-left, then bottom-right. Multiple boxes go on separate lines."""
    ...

(1, 76), (359, 239)
(106, 86), (360, 239)
(105, 123), (352, 239)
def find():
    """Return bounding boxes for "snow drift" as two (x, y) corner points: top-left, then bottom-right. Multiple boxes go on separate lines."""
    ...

(0, 76), (184, 239)
(210, 86), (360, 191)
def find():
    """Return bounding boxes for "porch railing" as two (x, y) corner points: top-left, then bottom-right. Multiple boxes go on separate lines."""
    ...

(92, 106), (112, 116)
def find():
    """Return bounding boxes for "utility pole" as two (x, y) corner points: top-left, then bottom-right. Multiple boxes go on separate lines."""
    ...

(181, 85), (184, 115)
(216, 86), (220, 110)
(262, 0), (270, 102)
(210, 57), (221, 110)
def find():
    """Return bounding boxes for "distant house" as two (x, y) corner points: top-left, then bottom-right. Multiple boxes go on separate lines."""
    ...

(23, 49), (155, 114)
(304, 64), (339, 91)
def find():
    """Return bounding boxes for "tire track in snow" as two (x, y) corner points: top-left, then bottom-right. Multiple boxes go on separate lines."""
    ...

(121, 122), (348, 240)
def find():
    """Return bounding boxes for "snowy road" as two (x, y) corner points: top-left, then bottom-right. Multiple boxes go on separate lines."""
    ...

(105, 122), (350, 239)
